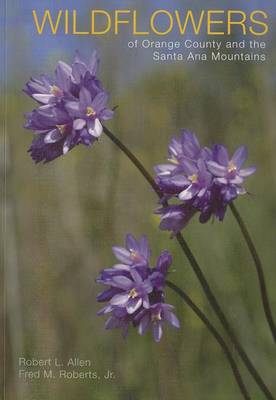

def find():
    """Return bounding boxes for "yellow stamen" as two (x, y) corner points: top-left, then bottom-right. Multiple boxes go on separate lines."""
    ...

(228, 162), (237, 173)
(130, 251), (140, 261)
(129, 288), (138, 299)
(168, 157), (179, 165)
(86, 106), (96, 117)
(151, 312), (162, 322)
(51, 85), (62, 96)
(56, 124), (66, 134)
(189, 174), (198, 183)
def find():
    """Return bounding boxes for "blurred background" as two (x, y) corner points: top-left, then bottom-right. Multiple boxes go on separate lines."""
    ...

(1, 0), (276, 399)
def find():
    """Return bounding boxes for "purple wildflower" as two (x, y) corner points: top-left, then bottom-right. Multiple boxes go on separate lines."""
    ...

(109, 269), (152, 314)
(154, 131), (256, 233)
(105, 308), (133, 338)
(135, 303), (180, 342)
(112, 233), (151, 268)
(72, 50), (99, 84)
(66, 87), (113, 139)
(24, 61), (74, 105)
(25, 106), (76, 163)
(177, 159), (212, 201)
(24, 50), (113, 163)
(150, 250), (172, 290)
(96, 234), (179, 342)
(207, 145), (256, 192)
(155, 203), (196, 235)
(168, 130), (210, 164)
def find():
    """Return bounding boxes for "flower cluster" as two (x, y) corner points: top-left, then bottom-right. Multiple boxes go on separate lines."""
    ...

(96, 234), (180, 342)
(24, 50), (113, 163)
(155, 131), (256, 234)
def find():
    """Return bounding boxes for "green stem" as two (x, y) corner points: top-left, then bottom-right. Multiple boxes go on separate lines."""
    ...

(166, 280), (251, 400)
(230, 202), (276, 343)
(103, 125), (274, 400)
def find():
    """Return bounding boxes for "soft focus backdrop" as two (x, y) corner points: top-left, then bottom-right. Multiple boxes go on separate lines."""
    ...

(2, 0), (276, 399)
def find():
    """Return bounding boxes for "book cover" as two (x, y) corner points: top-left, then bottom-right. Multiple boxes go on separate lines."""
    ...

(2, 1), (276, 399)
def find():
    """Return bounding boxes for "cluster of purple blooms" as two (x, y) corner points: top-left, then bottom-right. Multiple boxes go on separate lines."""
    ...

(24, 51), (113, 163)
(155, 131), (256, 234)
(23, 51), (258, 343)
(96, 234), (180, 342)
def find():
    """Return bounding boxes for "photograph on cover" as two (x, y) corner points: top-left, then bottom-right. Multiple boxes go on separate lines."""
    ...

(2, 0), (276, 399)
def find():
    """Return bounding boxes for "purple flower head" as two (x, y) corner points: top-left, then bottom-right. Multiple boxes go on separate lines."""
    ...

(96, 234), (179, 341)
(207, 144), (256, 192)
(177, 158), (212, 201)
(104, 308), (133, 338)
(196, 184), (228, 224)
(150, 250), (172, 290)
(96, 286), (123, 303)
(155, 132), (212, 199)
(135, 303), (180, 342)
(109, 269), (152, 314)
(156, 250), (172, 275)
(168, 130), (209, 164)
(66, 87), (113, 139)
(112, 234), (151, 269)
(24, 50), (114, 163)
(72, 50), (99, 84)
(155, 203), (197, 235)
(154, 131), (256, 234)
(24, 61), (74, 105)
(25, 106), (78, 163)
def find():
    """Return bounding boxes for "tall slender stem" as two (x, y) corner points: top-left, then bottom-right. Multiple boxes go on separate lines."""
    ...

(230, 202), (276, 343)
(166, 280), (250, 400)
(103, 125), (274, 400)
(173, 232), (274, 400)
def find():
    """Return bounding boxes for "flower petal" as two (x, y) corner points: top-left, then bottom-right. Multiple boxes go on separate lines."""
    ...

(92, 118), (103, 138)
(44, 129), (62, 143)
(231, 145), (247, 169)
(101, 109), (114, 121)
(140, 235), (150, 260)
(156, 251), (172, 275)
(142, 295), (150, 309)
(63, 135), (73, 154)
(88, 50), (99, 75)
(55, 61), (72, 91)
(153, 322), (163, 342)
(215, 177), (228, 185)
(110, 293), (129, 306)
(79, 87), (92, 107)
(66, 101), (81, 117)
(138, 314), (150, 335)
(127, 298), (142, 314)
(230, 175), (243, 185)
(213, 145), (229, 166)
(239, 166), (256, 177)
(178, 185), (197, 201)
(111, 275), (132, 289)
(97, 304), (113, 315)
(73, 118), (86, 130)
(164, 310), (180, 328)
(113, 264), (131, 271)
(105, 316), (119, 329)
(207, 161), (227, 177)
(154, 164), (176, 176)
(112, 246), (131, 264)
(92, 91), (108, 111)
(126, 234), (138, 252)
(32, 94), (54, 104)
(181, 158), (197, 176)
(130, 268), (142, 283)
